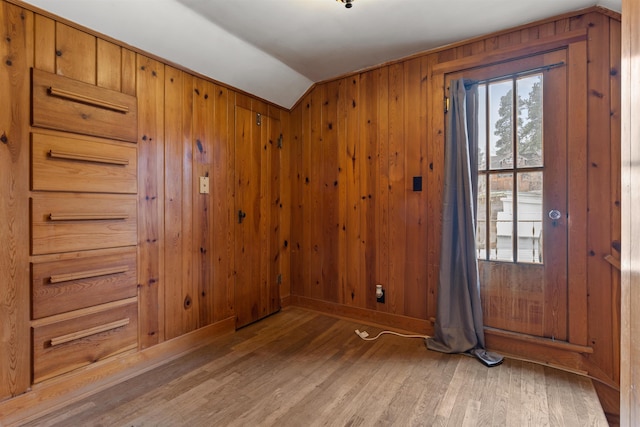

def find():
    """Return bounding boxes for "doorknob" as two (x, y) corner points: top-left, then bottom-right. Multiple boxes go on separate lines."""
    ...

(548, 209), (561, 220)
(238, 210), (247, 224)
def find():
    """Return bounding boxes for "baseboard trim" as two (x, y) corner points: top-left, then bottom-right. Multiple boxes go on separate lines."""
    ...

(0, 316), (235, 427)
(290, 295), (433, 335)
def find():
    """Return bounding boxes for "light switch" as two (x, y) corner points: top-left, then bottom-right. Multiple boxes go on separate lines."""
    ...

(199, 176), (209, 194)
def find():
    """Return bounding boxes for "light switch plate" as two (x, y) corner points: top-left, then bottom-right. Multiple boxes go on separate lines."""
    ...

(199, 176), (209, 194)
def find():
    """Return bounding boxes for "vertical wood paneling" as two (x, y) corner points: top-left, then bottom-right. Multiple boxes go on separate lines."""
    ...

(301, 95), (312, 299)
(0, 2), (31, 400)
(323, 81), (340, 303)
(96, 39), (121, 91)
(542, 49), (569, 341)
(360, 70), (378, 309)
(290, 106), (304, 297)
(192, 79), (214, 326)
(337, 79), (348, 305)
(585, 13), (614, 378)
(181, 73), (197, 331)
(234, 104), (254, 327)
(279, 108), (292, 301)
(55, 23), (95, 84)
(426, 56), (444, 320)
(164, 66), (186, 340)
(212, 84), (234, 322)
(609, 18), (622, 386)
(345, 77), (362, 305)
(258, 101), (271, 320)
(121, 48), (136, 96)
(377, 68), (390, 310)
(403, 58), (427, 319)
(309, 87), (323, 300)
(387, 63), (406, 314)
(268, 114), (282, 313)
(137, 55), (165, 348)
(234, 103), (264, 327)
(34, 14), (54, 72)
(567, 41), (589, 346)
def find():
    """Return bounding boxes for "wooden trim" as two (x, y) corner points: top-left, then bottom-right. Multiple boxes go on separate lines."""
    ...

(49, 149), (129, 166)
(431, 29), (587, 75)
(50, 318), (130, 346)
(485, 326), (593, 354)
(0, 316), (235, 426)
(485, 329), (619, 393)
(48, 86), (129, 113)
(604, 254), (621, 270)
(280, 295), (292, 308)
(290, 296), (433, 335)
(566, 39), (589, 347)
(49, 265), (129, 284)
(48, 213), (128, 221)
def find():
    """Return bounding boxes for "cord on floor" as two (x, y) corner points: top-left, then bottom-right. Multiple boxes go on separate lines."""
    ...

(354, 329), (430, 341)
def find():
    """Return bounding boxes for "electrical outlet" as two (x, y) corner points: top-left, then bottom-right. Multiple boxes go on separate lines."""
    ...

(376, 285), (385, 304)
(199, 176), (209, 194)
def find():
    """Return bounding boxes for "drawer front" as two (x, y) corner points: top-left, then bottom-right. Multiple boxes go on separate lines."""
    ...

(31, 68), (138, 142)
(32, 248), (138, 319)
(33, 302), (138, 383)
(31, 132), (137, 194)
(31, 193), (137, 255)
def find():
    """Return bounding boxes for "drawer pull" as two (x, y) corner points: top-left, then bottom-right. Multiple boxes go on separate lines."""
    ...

(50, 318), (130, 347)
(49, 265), (129, 284)
(49, 212), (129, 221)
(48, 86), (130, 113)
(49, 149), (129, 166)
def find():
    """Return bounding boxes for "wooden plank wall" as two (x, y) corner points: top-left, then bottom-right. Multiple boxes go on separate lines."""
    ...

(289, 7), (621, 419)
(0, 0), (290, 404)
(0, 2), (31, 400)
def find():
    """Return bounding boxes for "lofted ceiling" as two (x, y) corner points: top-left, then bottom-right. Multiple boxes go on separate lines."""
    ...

(21, 0), (621, 109)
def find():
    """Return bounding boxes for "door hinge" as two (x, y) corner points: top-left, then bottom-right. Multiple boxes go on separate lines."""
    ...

(277, 134), (283, 149)
(444, 96), (449, 113)
(277, 274), (282, 284)
(256, 113), (262, 126)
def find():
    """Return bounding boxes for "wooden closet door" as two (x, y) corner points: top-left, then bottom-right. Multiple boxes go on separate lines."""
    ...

(234, 106), (280, 328)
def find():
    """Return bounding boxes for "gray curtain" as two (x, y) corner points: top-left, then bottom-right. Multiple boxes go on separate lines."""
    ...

(426, 79), (485, 354)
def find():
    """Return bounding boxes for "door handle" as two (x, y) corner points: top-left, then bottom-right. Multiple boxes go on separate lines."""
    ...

(548, 209), (562, 226)
(238, 210), (247, 224)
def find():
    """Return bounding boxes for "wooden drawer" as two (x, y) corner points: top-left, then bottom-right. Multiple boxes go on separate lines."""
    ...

(32, 247), (138, 319)
(31, 132), (137, 194)
(32, 301), (138, 383)
(31, 68), (137, 142)
(31, 193), (137, 255)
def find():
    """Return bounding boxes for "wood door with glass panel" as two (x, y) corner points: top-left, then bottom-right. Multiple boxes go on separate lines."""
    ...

(447, 50), (568, 340)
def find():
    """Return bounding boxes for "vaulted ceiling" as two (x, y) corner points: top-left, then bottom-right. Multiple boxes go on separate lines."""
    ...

(21, 0), (621, 109)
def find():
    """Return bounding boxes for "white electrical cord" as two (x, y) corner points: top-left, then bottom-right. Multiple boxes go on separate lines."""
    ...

(354, 329), (430, 341)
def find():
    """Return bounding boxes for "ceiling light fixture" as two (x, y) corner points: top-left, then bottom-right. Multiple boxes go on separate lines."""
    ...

(337, 0), (354, 9)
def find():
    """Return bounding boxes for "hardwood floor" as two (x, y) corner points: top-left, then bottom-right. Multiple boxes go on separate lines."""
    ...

(24, 307), (608, 426)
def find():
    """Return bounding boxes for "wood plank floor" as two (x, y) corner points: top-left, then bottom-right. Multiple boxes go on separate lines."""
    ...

(24, 307), (608, 426)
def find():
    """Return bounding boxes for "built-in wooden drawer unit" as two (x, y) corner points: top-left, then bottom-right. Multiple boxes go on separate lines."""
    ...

(31, 132), (137, 194)
(32, 300), (138, 383)
(31, 247), (137, 319)
(31, 193), (137, 255)
(31, 68), (138, 142)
